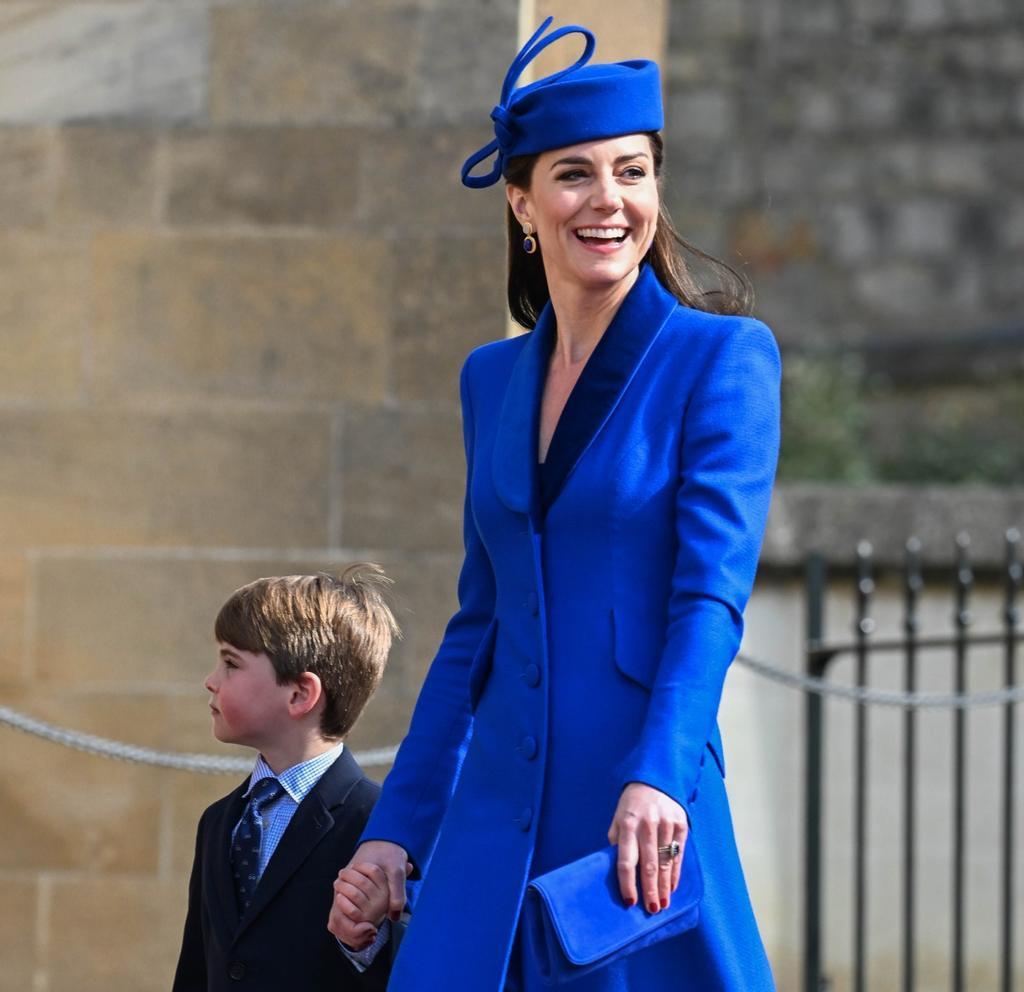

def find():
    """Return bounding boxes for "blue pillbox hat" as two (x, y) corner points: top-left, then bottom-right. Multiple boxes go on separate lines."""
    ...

(461, 17), (664, 189)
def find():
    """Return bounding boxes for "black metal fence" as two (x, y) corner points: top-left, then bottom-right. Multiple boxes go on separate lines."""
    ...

(803, 532), (1021, 992)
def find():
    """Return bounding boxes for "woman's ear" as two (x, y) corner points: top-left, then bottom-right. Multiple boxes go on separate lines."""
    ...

(506, 185), (531, 227)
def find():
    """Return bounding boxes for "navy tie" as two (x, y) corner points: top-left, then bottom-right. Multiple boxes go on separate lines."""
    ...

(231, 777), (283, 914)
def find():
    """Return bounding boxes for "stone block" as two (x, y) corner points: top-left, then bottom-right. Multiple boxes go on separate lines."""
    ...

(55, 125), (157, 226)
(0, 553), (26, 687)
(0, 690), (166, 870)
(358, 127), (499, 231)
(412, 3), (518, 122)
(390, 236), (506, 402)
(33, 555), (308, 688)
(340, 405), (464, 553)
(210, 5), (416, 125)
(91, 232), (390, 403)
(0, 408), (331, 547)
(534, 0), (667, 68)
(0, 233), (86, 400)
(825, 203), (878, 263)
(0, 126), (50, 227)
(0, 4), (206, 124)
(0, 879), (37, 992)
(667, 86), (737, 145)
(165, 127), (360, 228)
(47, 877), (183, 992)
(853, 262), (942, 321)
(669, 0), (748, 44)
(920, 142), (990, 194)
(904, 0), (948, 29)
(891, 199), (957, 257)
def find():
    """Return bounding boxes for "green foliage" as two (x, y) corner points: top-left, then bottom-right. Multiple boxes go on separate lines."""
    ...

(778, 353), (1024, 485)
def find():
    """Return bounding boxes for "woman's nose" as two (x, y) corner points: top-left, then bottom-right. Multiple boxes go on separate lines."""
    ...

(590, 174), (623, 211)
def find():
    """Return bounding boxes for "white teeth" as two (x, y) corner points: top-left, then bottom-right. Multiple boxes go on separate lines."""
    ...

(576, 227), (626, 239)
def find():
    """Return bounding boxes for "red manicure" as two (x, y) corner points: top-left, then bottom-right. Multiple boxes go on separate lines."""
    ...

(648, 902), (658, 913)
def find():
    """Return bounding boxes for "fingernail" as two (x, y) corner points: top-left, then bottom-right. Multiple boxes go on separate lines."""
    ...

(648, 901), (658, 913)
(661, 898), (668, 909)
(390, 911), (401, 922)
(625, 897), (635, 908)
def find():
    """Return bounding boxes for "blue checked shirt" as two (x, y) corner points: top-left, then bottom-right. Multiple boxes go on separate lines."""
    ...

(236, 744), (390, 970)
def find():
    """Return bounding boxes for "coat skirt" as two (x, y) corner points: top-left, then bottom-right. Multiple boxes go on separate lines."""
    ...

(362, 266), (780, 991)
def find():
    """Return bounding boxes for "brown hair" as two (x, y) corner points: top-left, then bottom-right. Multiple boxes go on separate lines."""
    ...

(214, 564), (399, 739)
(503, 132), (752, 328)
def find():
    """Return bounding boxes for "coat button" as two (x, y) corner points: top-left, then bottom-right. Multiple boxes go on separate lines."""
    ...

(518, 735), (538, 760)
(228, 961), (246, 981)
(516, 807), (533, 831)
(525, 591), (539, 616)
(522, 664), (541, 687)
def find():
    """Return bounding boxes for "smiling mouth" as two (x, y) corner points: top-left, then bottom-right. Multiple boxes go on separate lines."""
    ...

(575, 227), (628, 245)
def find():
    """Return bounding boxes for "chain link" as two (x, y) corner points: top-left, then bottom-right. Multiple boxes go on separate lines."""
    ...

(0, 704), (398, 773)
(734, 653), (1024, 708)
(2, 649), (1021, 773)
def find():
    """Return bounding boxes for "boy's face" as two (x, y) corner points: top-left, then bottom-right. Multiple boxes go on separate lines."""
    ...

(205, 642), (294, 750)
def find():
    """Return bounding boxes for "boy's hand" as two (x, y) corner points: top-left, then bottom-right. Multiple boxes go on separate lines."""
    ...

(329, 863), (386, 950)
(327, 849), (411, 950)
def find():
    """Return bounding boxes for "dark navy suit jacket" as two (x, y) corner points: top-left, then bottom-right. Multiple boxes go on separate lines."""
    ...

(172, 747), (390, 992)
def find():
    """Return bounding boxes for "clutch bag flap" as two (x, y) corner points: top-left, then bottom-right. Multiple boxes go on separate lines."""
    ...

(524, 839), (702, 982)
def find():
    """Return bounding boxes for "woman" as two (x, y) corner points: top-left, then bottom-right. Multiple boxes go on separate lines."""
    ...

(332, 19), (779, 991)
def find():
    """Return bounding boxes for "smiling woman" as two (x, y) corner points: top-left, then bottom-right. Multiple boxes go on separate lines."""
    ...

(328, 18), (781, 992)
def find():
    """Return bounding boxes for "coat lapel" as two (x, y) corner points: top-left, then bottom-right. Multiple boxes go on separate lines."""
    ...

(538, 266), (680, 510)
(234, 748), (365, 939)
(491, 309), (553, 516)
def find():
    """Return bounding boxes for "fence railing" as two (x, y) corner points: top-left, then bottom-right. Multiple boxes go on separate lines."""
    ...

(803, 530), (1021, 992)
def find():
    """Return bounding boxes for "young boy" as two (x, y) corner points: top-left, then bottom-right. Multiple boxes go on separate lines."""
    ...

(173, 566), (398, 992)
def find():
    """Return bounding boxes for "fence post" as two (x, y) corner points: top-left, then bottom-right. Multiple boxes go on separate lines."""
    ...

(804, 552), (827, 992)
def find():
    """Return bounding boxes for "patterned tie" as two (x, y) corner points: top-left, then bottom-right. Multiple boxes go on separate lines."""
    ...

(231, 777), (283, 914)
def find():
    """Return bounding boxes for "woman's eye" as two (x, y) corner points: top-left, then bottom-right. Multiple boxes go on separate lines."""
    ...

(556, 169), (587, 181)
(622, 166), (646, 179)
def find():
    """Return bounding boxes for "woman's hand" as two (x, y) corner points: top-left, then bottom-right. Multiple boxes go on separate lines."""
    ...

(607, 782), (688, 914)
(327, 840), (410, 947)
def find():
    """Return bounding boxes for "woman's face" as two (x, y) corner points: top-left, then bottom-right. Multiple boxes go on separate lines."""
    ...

(507, 134), (659, 297)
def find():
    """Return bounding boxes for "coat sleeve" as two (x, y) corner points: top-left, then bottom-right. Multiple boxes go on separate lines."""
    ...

(359, 351), (498, 877)
(171, 814), (209, 992)
(619, 319), (781, 811)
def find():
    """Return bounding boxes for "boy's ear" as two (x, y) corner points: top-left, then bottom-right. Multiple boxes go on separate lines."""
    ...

(287, 671), (324, 719)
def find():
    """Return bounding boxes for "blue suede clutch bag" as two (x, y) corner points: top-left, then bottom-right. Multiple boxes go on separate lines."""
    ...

(522, 840), (703, 985)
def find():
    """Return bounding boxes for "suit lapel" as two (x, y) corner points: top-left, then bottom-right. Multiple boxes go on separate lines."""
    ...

(491, 309), (553, 517)
(211, 782), (249, 934)
(233, 748), (364, 939)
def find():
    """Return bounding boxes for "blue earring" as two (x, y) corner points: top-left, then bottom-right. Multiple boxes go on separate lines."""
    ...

(522, 221), (538, 254)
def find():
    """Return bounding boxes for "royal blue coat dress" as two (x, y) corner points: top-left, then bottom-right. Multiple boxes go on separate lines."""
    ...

(363, 265), (780, 991)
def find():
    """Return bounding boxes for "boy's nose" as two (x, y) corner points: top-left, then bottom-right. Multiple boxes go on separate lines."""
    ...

(204, 672), (217, 692)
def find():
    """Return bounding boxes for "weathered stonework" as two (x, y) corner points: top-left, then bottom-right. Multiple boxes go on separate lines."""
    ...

(91, 232), (391, 403)
(0, 4), (207, 123)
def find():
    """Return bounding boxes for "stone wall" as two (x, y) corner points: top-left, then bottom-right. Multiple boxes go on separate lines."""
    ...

(0, 3), (515, 989)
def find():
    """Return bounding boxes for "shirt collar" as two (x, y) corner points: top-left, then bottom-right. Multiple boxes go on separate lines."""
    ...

(246, 742), (345, 804)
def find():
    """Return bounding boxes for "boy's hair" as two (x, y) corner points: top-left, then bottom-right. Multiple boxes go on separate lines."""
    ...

(214, 564), (399, 739)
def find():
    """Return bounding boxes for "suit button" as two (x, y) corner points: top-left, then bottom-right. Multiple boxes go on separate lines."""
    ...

(519, 735), (538, 760)
(522, 664), (541, 687)
(525, 591), (539, 616)
(228, 961), (246, 981)
(516, 807), (533, 831)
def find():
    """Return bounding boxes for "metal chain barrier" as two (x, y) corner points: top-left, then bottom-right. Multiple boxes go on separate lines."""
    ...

(0, 704), (398, 774)
(734, 653), (1024, 708)
(2, 650), (1022, 773)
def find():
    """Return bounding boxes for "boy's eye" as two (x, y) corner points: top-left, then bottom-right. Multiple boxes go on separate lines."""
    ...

(223, 658), (237, 669)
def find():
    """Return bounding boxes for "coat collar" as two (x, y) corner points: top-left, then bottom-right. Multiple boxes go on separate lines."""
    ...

(231, 747), (366, 939)
(492, 265), (678, 516)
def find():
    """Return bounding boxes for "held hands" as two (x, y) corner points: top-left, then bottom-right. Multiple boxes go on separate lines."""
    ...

(327, 840), (410, 950)
(607, 782), (688, 914)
